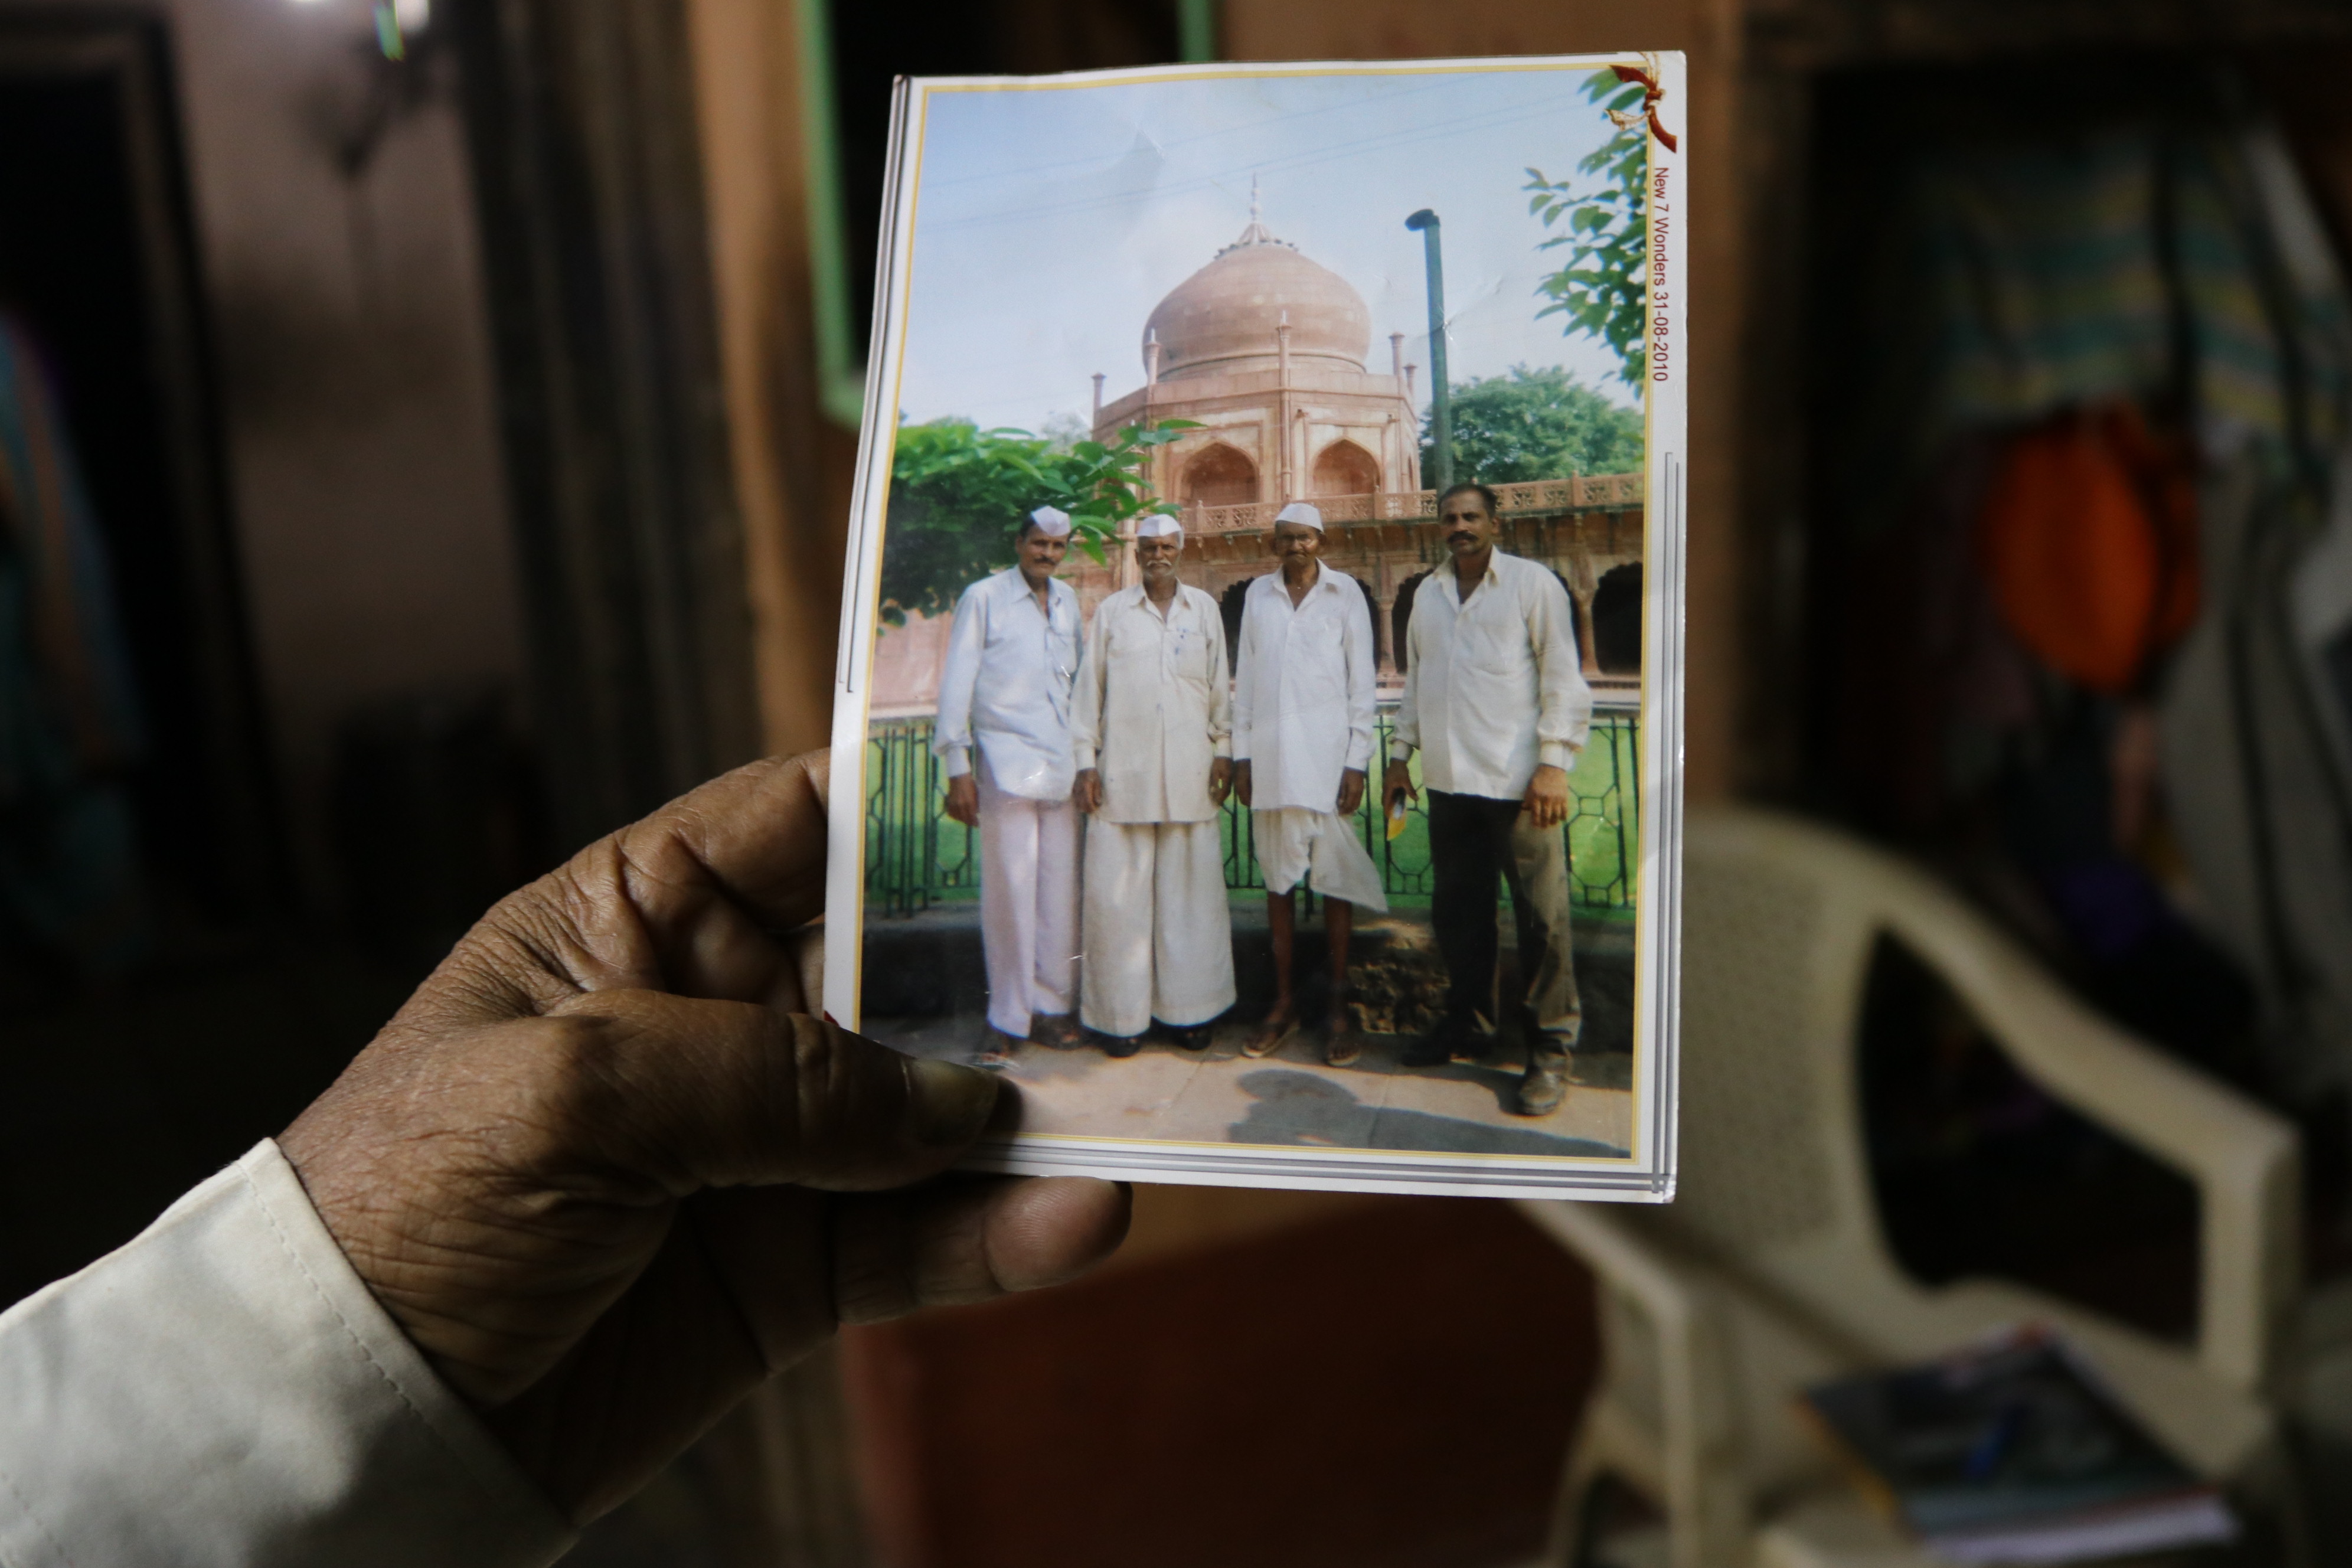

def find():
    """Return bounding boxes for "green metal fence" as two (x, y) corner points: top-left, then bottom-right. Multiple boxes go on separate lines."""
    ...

(864, 707), (1640, 918)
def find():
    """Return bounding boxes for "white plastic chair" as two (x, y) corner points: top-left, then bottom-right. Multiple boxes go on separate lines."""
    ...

(1517, 808), (2304, 1568)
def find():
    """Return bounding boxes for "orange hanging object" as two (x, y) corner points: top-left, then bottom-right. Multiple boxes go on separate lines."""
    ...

(1975, 404), (2199, 695)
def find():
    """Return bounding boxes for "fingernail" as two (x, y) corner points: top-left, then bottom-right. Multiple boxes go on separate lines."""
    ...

(910, 1056), (1000, 1146)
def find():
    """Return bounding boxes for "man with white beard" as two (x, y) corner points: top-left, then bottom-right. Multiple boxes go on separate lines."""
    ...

(1231, 501), (1387, 1066)
(936, 505), (1084, 1066)
(1070, 514), (1236, 1054)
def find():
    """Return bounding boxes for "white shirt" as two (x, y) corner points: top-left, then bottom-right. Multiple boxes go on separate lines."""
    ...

(0, 1141), (574, 1567)
(1072, 583), (1231, 824)
(933, 566), (1082, 801)
(1231, 564), (1377, 812)
(1394, 548), (1592, 799)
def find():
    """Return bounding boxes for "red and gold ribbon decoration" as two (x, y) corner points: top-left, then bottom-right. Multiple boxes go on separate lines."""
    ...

(1606, 61), (1677, 153)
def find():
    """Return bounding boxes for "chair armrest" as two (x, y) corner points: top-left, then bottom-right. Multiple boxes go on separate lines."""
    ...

(1884, 877), (2302, 1394)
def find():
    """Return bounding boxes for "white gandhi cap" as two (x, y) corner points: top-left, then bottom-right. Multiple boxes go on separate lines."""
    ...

(1027, 505), (1072, 538)
(1273, 501), (1324, 531)
(1133, 513), (1182, 541)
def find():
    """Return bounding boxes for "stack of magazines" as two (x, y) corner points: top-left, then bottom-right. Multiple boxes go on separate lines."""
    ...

(1799, 1327), (2237, 1565)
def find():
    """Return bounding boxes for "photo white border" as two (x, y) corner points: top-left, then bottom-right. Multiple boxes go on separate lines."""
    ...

(825, 54), (1685, 1201)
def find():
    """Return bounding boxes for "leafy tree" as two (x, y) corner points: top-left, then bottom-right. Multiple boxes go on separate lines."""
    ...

(879, 417), (1196, 625)
(1425, 365), (1643, 484)
(1525, 68), (1649, 388)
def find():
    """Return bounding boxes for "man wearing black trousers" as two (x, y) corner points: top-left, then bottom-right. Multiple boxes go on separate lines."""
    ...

(1384, 482), (1593, 1115)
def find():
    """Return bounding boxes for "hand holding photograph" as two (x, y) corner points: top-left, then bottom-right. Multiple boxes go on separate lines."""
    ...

(825, 53), (1685, 1200)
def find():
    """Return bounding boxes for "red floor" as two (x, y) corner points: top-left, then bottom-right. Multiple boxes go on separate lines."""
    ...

(842, 1195), (1600, 1568)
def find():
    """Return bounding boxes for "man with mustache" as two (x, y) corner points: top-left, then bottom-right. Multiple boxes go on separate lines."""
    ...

(1071, 514), (1237, 1054)
(1385, 482), (1592, 1115)
(1232, 501), (1387, 1064)
(936, 505), (1085, 1066)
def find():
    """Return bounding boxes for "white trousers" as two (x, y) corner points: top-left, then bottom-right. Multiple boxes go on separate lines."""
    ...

(977, 757), (1080, 1037)
(1080, 816), (1237, 1037)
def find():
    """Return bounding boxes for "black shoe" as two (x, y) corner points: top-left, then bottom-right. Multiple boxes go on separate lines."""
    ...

(1168, 1023), (1213, 1051)
(1089, 1028), (1144, 1058)
(1402, 1015), (1487, 1069)
(973, 1027), (1021, 1069)
(1515, 1063), (1570, 1116)
(1031, 1012), (1082, 1050)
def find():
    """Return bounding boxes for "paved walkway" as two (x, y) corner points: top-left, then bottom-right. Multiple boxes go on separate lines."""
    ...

(868, 1011), (1634, 1159)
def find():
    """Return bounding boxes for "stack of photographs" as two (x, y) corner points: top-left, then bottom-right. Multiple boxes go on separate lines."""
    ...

(825, 53), (1685, 1200)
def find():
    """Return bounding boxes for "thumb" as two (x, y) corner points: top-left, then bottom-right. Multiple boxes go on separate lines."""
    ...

(540, 989), (1000, 1194)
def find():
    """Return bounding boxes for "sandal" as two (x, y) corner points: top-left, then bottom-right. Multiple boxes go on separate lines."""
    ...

(1243, 1007), (1301, 1059)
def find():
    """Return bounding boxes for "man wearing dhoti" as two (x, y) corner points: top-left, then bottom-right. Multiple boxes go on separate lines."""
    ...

(1070, 514), (1236, 1055)
(936, 505), (1084, 1066)
(1384, 482), (1593, 1115)
(1231, 500), (1387, 1066)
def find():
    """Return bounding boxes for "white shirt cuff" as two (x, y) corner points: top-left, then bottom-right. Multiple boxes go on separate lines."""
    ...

(1539, 741), (1580, 770)
(0, 1140), (575, 1568)
(942, 744), (973, 778)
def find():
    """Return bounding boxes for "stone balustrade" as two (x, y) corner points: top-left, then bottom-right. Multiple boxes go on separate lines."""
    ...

(1180, 472), (1643, 535)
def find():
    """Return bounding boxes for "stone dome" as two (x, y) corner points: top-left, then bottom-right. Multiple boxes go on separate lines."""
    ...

(1144, 216), (1370, 381)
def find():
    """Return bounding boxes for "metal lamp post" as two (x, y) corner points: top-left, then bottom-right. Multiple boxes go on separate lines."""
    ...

(1404, 207), (1451, 493)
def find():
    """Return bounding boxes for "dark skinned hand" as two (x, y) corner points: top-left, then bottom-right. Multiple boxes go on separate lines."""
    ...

(277, 749), (1130, 1525)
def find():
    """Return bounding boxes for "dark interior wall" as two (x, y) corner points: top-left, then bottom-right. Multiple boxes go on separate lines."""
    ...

(5, 0), (527, 911)
(0, 50), (269, 912)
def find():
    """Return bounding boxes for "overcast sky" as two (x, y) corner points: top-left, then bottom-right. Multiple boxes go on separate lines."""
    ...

(893, 63), (1636, 435)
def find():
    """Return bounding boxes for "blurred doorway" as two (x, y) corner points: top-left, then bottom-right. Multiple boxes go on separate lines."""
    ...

(0, 15), (277, 945)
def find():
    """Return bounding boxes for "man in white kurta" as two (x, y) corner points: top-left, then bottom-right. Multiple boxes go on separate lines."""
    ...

(0, 754), (1128, 1568)
(1386, 481), (1593, 1115)
(1071, 515), (1236, 1052)
(936, 506), (1083, 1062)
(1231, 502), (1387, 1065)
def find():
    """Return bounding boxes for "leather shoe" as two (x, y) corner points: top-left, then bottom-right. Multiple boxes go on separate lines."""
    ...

(1089, 1028), (1144, 1058)
(1515, 1063), (1570, 1116)
(1402, 1015), (1487, 1069)
(973, 1027), (1021, 1069)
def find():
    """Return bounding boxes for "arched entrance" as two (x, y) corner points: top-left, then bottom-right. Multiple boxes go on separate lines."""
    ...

(1592, 562), (1643, 674)
(1181, 443), (1259, 507)
(1312, 439), (1379, 497)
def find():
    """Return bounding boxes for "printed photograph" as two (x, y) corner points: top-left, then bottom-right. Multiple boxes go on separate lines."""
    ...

(828, 55), (1684, 1197)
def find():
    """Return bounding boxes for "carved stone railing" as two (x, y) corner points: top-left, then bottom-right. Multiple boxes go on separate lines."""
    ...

(1181, 472), (1642, 535)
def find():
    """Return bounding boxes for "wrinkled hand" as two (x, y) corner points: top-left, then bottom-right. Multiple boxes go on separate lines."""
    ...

(1234, 759), (1253, 808)
(277, 751), (1128, 1524)
(1383, 757), (1416, 812)
(1522, 762), (1571, 829)
(1208, 757), (1233, 806)
(1074, 768), (1103, 814)
(1336, 767), (1367, 817)
(943, 770), (980, 828)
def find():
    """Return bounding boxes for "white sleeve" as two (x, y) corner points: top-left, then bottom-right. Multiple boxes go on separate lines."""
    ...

(1531, 568), (1592, 767)
(1229, 587), (1257, 763)
(0, 1141), (574, 1568)
(1342, 584), (1377, 774)
(1391, 582), (1422, 757)
(933, 582), (988, 778)
(1070, 600), (1110, 772)
(1204, 595), (1233, 758)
